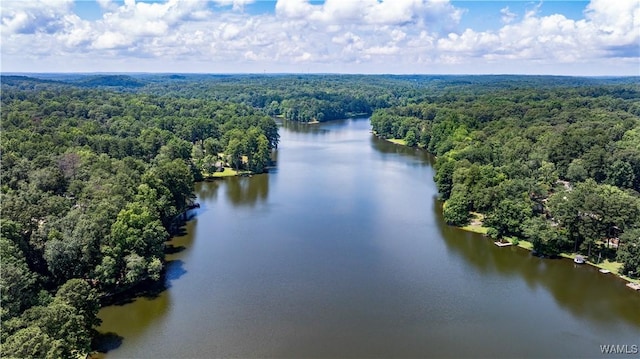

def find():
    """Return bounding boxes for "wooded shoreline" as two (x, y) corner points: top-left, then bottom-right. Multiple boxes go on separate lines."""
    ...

(378, 135), (640, 287)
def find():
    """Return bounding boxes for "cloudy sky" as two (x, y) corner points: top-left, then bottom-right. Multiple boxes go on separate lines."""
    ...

(1, 0), (638, 75)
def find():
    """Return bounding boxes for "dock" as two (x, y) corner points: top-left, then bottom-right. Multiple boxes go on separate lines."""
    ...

(494, 241), (512, 247)
(626, 283), (640, 291)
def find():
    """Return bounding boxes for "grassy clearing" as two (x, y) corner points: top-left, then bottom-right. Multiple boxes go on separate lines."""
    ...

(595, 259), (623, 274)
(204, 168), (244, 178)
(460, 223), (488, 234)
(515, 239), (534, 250)
(370, 132), (407, 146)
(387, 138), (407, 145)
(461, 212), (488, 234)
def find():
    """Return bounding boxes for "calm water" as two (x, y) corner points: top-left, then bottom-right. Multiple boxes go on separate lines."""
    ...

(97, 118), (640, 358)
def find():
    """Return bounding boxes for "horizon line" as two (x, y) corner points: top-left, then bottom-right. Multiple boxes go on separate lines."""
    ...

(2, 72), (639, 78)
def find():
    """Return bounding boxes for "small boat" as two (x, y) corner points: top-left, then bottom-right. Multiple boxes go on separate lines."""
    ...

(574, 255), (585, 264)
(599, 269), (610, 274)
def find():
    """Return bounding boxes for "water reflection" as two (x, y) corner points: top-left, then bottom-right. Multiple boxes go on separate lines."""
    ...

(370, 135), (435, 167)
(224, 175), (269, 206)
(92, 332), (123, 355)
(432, 198), (640, 328)
(197, 175), (270, 207)
(280, 119), (331, 135)
(94, 290), (171, 358)
(196, 180), (222, 201)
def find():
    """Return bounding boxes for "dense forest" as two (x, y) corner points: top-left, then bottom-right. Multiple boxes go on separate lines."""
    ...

(371, 81), (640, 279)
(2, 74), (639, 356)
(21, 73), (635, 124)
(0, 77), (278, 357)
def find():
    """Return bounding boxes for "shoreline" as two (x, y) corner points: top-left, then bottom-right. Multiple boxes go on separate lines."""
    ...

(379, 135), (640, 287)
(458, 220), (640, 286)
(202, 168), (253, 179)
(276, 113), (371, 125)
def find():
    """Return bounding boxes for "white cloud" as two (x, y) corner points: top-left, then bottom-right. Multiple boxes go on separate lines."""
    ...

(390, 29), (407, 42)
(437, 0), (640, 64)
(213, 0), (255, 11)
(1, 0), (75, 34)
(364, 45), (400, 56)
(584, 0), (640, 49)
(0, 0), (638, 74)
(294, 51), (312, 62)
(275, 0), (314, 20)
(332, 31), (364, 47)
(92, 31), (132, 50)
(500, 6), (516, 24)
(524, 2), (542, 20)
(437, 29), (500, 55)
(275, 0), (462, 28)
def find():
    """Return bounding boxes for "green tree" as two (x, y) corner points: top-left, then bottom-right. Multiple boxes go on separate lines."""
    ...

(54, 279), (101, 329)
(150, 159), (194, 212)
(139, 127), (171, 159)
(404, 129), (417, 147)
(101, 202), (168, 289)
(537, 161), (558, 188)
(203, 137), (222, 157)
(434, 157), (456, 200)
(11, 302), (92, 358)
(566, 158), (588, 182)
(522, 216), (569, 256)
(442, 185), (471, 226)
(485, 198), (533, 239)
(110, 202), (168, 260)
(226, 138), (243, 170)
(136, 176), (178, 229)
(0, 226), (38, 321)
(157, 138), (192, 162)
(43, 233), (84, 282)
(606, 159), (635, 188)
(1, 326), (64, 359)
(617, 228), (640, 278)
(249, 134), (271, 173)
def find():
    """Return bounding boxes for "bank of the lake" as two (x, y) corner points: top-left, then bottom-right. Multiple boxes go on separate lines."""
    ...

(460, 216), (640, 286)
(379, 136), (639, 287)
(95, 118), (640, 358)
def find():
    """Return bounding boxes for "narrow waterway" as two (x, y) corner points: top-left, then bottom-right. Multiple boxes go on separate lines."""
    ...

(97, 118), (640, 358)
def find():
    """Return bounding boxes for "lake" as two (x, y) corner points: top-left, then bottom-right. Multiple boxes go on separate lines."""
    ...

(96, 118), (640, 358)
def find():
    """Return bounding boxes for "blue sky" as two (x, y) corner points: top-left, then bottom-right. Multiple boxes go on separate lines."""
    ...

(1, 0), (638, 75)
(71, 1), (590, 27)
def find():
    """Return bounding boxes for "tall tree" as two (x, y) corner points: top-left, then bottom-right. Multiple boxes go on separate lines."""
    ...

(617, 228), (640, 278)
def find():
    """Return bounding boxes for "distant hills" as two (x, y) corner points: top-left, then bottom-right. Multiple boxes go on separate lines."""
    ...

(1, 74), (147, 88)
(73, 74), (146, 88)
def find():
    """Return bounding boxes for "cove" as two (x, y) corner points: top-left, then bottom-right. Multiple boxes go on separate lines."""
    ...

(95, 118), (640, 358)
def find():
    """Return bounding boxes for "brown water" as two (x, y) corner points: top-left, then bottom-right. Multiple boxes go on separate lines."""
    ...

(97, 118), (640, 358)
